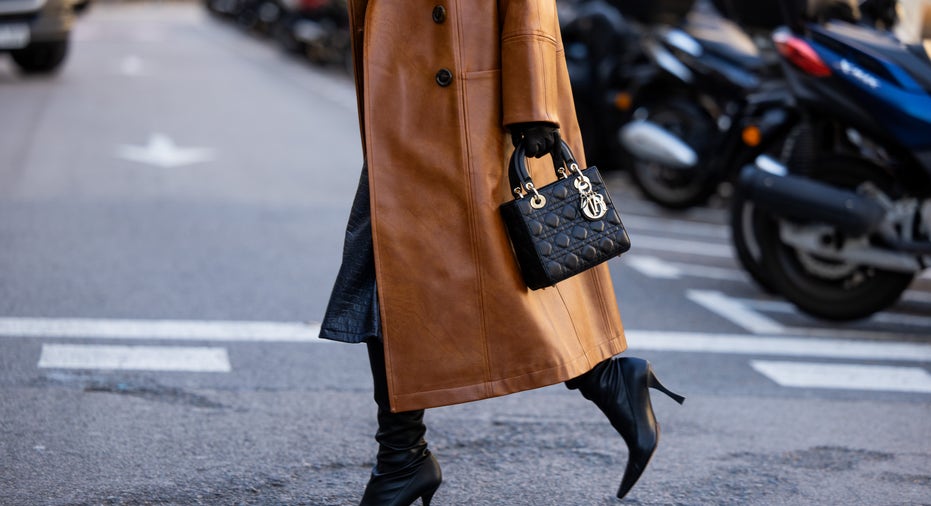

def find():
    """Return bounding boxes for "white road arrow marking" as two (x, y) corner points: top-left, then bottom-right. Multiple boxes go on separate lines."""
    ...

(119, 55), (145, 76)
(751, 360), (931, 394)
(116, 134), (215, 168)
(37, 344), (231, 372)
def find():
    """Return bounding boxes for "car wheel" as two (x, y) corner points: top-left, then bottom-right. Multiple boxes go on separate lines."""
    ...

(11, 40), (69, 74)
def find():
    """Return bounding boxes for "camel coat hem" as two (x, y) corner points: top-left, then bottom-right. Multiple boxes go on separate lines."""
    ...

(391, 333), (627, 411)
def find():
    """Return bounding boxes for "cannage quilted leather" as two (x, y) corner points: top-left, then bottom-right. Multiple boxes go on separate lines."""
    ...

(500, 164), (631, 290)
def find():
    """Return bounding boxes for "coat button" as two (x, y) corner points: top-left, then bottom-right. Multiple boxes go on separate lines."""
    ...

(435, 68), (453, 87)
(432, 5), (446, 24)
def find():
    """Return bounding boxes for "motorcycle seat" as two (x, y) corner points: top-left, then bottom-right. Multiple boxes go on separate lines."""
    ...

(870, 42), (931, 93)
(684, 10), (766, 72)
(819, 22), (931, 94)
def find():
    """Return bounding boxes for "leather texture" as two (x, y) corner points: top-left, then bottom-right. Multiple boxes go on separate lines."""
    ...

(345, 0), (627, 412)
(320, 165), (381, 344)
(500, 147), (631, 289)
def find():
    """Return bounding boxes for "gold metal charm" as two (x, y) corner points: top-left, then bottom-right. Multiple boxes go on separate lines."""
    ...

(574, 173), (608, 220)
(581, 192), (608, 220)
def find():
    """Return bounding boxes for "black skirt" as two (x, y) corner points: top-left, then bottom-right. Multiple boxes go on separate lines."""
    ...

(319, 165), (381, 343)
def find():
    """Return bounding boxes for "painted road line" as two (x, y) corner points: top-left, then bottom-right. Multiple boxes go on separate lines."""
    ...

(621, 214), (729, 239)
(903, 290), (931, 304)
(612, 193), (727, 222)
(627, 256), (681, 279)
(745, 298), (931, 328)
(7, 318), (930, 361)
(627, 330), (931, 362)
(0, 318), (321, 342)
(687, 290), (931, 339)
(37, 344), (231, 372)
(629, 236), (732, 258)
(628, 256), (747, 282)
(750, 360), (931, 393)
(687, 290), (785, 334)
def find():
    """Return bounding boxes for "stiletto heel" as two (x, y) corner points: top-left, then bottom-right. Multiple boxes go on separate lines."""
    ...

(647, 368), (685, 405)
(422, 484), (439, 506)
(566, 356), (684, 500)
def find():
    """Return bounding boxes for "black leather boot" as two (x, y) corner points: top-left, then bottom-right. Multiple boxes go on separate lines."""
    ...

(566, 357), (684, 500)
(360, 341), (442, 506)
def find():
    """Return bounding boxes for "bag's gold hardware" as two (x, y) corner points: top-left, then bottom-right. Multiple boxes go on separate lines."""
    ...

(525, 182), (547, 209)
(574, 173), (608, 220)
(581, 192), (608, 220)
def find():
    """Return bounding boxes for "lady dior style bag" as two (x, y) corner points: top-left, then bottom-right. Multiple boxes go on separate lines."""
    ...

(499, 139), (631, 290)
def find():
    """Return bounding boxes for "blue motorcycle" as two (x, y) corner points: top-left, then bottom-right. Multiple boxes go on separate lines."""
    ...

(732, 1), (931, 320)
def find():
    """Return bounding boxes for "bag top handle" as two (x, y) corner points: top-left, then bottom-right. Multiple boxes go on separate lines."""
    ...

(507, 136), (579, 199)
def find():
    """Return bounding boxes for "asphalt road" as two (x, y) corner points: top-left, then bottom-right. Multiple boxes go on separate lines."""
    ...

(1, 3), (929, 505)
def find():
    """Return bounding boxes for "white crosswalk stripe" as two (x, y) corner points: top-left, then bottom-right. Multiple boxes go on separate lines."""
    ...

(38, 344), (231, 372)
(12, 204), (928, 389)
(618, 206), (931, 395)
(750, 360), (931, 393)
(6, 314), (928, 393)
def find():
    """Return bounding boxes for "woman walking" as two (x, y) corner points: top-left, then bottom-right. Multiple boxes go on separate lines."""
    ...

(320, 1), (684, 504)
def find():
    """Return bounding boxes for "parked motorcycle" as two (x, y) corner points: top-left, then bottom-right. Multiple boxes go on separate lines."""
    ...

(615, 0), (790, 209)
(236, 0), (285, 34)
(273, 0), (350, 72)
(731, 3), (931, 320)
(560, 0), (644, 170)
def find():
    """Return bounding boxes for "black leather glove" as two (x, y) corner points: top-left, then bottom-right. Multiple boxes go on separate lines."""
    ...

(510, 122), (559, 158)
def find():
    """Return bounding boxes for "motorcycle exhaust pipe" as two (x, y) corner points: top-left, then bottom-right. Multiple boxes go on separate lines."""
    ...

(619, 120), (698, 169)
(738, 159), (886, 237)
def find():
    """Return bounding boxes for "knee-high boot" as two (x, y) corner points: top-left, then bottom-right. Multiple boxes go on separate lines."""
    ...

(359, 341), (442, 506)
(566, 357), (684, 500)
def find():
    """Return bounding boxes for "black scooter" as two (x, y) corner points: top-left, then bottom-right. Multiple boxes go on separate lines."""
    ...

(615, 1), (789, 209)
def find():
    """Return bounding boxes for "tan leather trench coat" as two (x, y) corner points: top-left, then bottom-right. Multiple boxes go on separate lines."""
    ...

(348, 0), (627, 412)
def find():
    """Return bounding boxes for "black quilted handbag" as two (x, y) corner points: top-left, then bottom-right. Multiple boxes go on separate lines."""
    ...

(499, 139), (631, 290)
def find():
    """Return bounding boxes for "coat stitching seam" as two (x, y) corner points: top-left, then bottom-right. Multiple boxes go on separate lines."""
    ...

(555, 283), (587, 359)
(453, 0), (493, 399)
(501, 32), (558, 45)
(590, 268), (615, 366)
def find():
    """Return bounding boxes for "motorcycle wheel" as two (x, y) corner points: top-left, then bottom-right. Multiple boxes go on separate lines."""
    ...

(11, 40), (69, 74)
(629, 97), (716, 210)
(729, 188), (780, 294)
(756, 155), (915, 321)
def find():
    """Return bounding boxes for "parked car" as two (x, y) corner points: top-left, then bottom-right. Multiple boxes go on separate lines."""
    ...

(0, 0), (82, 74)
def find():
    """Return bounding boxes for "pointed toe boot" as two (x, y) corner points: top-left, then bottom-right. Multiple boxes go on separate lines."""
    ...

(567, 357), (684, 499)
